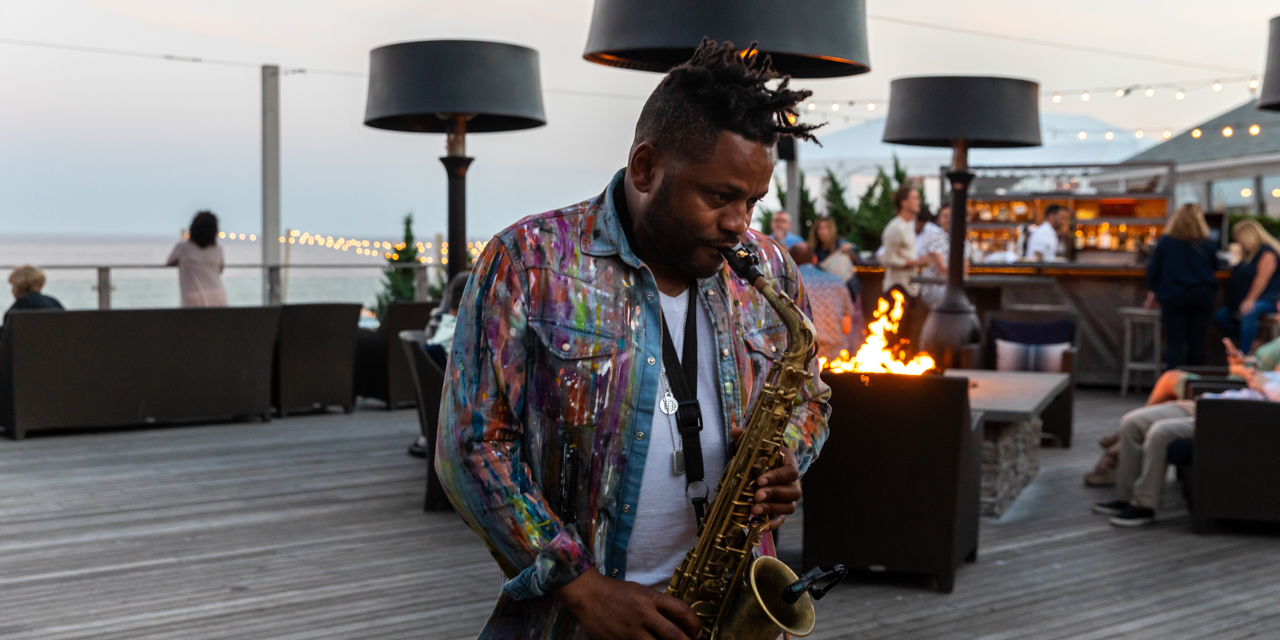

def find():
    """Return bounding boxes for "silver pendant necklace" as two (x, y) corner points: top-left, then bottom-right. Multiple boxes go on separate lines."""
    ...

(658, 293), (691, 475)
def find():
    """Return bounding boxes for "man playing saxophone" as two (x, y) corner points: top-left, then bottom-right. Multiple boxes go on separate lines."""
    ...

(436, 40), (831, 640)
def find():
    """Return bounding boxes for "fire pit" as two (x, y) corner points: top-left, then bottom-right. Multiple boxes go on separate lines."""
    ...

(804, 292), (982, 592)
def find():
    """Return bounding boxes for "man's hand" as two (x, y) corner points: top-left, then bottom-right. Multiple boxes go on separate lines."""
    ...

(1241, 297), (1258, 315)
(730, 427), (803, 530)
(555, 570), (701, 640)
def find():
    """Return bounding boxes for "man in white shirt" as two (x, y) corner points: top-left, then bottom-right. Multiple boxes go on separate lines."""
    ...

(1026, 204), (1068, 262)
(880, 185), (926, 296)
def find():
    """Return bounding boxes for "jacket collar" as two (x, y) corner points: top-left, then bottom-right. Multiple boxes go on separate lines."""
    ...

(581, 169), (642, 268)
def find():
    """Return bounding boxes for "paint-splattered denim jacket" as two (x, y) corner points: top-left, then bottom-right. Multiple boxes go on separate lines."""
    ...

(436, 170), (831, 639)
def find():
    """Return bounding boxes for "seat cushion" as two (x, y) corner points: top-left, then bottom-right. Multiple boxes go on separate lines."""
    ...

(995, 339), (1071, 372)
(1167, 438), (1194, 466)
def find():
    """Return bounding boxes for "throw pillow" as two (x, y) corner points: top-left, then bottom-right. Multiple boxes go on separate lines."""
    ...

(995, 339), (1070, 373)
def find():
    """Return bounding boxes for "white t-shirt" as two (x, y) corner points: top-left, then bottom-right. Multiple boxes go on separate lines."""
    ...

(1025, 221), (1060, 261)
(625, 289), (727, 589)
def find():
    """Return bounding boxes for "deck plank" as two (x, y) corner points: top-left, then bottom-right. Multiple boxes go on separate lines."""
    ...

(1, 391), (1278, 638)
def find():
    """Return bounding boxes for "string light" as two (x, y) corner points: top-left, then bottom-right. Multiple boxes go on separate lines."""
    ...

(1052, 93), (1061, 103)
(1078, 131), (1087, 140)
(831, 102), (839, 111)
(867, 102), (875, 111)
(1175, 88), (1185, 100)
(1250, 76), (1260, 90)
(807, 102), (815, 111)
(1135, 131), (1144, 139)
(1192, 128), (1202, 138)
(1242, 188), (1253, 198)
(1250, 124), (1261, 135)
(1223, 126), (1233, 137)
(1213, 80), (1223, 92)
(1163, 130), (1172, 139)
(1115, 88), (1127, 98)
(1081, 91), (1090, 101)
(1105, 131), (1114, 140)
(1273, 188), (1280, 198)
(1144, 86), (1155, 97)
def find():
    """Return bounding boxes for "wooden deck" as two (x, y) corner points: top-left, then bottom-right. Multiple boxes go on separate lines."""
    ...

(2, 391), (1278, 639)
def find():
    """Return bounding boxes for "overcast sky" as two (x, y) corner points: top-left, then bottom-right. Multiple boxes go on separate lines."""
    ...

(0, 0), (1276, 240)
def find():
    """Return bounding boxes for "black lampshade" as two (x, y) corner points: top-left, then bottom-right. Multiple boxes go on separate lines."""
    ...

(364, 40), (546, 133)
(882, 76), (1042, 148)
(583, 0), (870, 79)
(1260, 16), (1280, 111)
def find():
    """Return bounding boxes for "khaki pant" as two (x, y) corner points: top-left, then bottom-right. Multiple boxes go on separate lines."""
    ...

(1115, 401), (1196, 509)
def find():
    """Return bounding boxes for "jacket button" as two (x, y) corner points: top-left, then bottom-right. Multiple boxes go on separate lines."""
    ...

(707, 290), (716, 296)
(647, 356), (656, 365)
(722, 348), (730, 357)
(622, 503), (631, 513)
(561, 342), (572, 352)
(636, 431), (645, 441)
(611, 568), (619, 577)
(770, 345), (777, 353)
(646, 292), (654, 301)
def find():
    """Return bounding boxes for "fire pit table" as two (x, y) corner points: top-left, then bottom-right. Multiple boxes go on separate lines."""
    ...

(943, 369), (1071, 516)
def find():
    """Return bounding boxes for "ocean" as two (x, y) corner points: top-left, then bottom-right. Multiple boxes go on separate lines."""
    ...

(0, 234), (438, 311)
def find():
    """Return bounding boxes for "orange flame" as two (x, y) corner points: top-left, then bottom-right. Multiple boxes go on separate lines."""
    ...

(819, 290), (936, 375)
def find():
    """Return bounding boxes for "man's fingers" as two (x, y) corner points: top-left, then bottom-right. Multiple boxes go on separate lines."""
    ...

(652, 594), (701, 639)
(755, 484), (802, 504)
(768, 514), (787, 530)
(752, 498), (797, 517)
(756, 463), (799, 488)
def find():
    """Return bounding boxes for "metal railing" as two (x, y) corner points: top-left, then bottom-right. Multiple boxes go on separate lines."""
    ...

(1, 263), (442, 310)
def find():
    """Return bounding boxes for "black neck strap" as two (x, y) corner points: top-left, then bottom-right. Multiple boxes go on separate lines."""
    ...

(659, 284), (707, 522)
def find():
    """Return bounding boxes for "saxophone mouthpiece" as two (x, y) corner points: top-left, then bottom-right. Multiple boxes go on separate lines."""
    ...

(718, 243), (766, 288)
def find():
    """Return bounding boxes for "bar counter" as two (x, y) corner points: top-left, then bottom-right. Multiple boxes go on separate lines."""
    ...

(855, 263), (1232, 387)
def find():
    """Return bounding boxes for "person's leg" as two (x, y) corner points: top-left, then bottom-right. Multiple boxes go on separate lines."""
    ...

(1130, 416), (1196, 509)
(1147, 370), (1186, 405)
(1162, 302), (1188, 370)
(1212, 305), (1239, 343)
(1113, 402), (1195, 502)
(1242, 300), (1279, 353)
(1185, 287), (1216, 366)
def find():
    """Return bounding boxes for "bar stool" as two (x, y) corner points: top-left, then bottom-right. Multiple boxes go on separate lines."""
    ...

(1119, 307), (1163, 398)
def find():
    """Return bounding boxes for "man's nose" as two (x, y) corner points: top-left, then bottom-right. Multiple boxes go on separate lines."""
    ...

(721, 205), (750, 237)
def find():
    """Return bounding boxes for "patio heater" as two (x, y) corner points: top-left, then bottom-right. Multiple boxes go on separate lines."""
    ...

(364, 40), (546, 279)
(1258, 15), (1280, 111)
(582, 0), (872, 221)
(882, 76), (1041, 367)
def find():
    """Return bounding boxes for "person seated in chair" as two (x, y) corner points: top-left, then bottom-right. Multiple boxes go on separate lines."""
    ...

(3, 265), (64, 337)
(1092, 359), (1280, 527)
(408, 271), (470, 458)
(1084, 336), (1280, 487)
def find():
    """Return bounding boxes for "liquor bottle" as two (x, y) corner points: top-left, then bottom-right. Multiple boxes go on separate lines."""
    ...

(1074, 229), (1085, 250)
(1099, 224), (1112, 250)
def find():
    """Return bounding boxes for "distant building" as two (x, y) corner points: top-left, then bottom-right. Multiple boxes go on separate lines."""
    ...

(1124, 99), (1280, 218)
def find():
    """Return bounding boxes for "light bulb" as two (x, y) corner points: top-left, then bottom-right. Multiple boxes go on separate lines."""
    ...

(1135, 131), (1144, 139)
(1081, 92), (1090, 102)
(1105, 131), (1114, 140)
(1250, 124), (1261, 135)
(1223, 126), (1233, 137)
(1145, 86), (1154, 97)
(1115, 88), (1126, 98)
(1250, 77), (1259, 90)
(807, 102), (815, 111)
(1175, 89), (1185, 100)
(831, 103), (839, 111)
(1192, 128), (1202, 138)
(1163, 130), (1172, 139)
(1242, 188), (1253, 198)
(1078, 131), (1087, 140)
(1213, 80), (1223, 92)
(867, 102), (876, 111)
(1052, 93), (1061, 103)
(1272, 188), (1280, 198)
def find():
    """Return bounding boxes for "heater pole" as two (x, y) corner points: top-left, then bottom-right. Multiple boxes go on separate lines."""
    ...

(919, 139), (981, 367)
(441, 114), (474, 280)
(262, 65), (282, 305)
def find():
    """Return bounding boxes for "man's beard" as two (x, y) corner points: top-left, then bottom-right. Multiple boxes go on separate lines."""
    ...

(641, 180), (737, 279)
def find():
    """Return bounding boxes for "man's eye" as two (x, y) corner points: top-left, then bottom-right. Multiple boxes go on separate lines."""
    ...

(716, 192), (733, 203)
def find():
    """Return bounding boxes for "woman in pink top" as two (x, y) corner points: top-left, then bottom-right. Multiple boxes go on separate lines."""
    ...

(166, 210), (227, 307)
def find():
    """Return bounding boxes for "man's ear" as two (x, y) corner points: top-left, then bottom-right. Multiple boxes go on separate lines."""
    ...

(628, 141), (660, 194)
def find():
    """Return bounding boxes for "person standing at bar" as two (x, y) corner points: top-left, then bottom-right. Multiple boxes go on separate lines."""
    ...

(880, 185), (924, 297)
(1026, 204), (1067, 262)
(1214, 218), (1280, 353)
(1143, 204), (1219, 369)
(166, 210), (227, 308)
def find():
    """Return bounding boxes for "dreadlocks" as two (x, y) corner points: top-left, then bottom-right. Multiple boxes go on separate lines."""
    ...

(634, 38), (820, 162)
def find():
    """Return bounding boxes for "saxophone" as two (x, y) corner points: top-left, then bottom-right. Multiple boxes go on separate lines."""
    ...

(664, 244), (844, 640)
